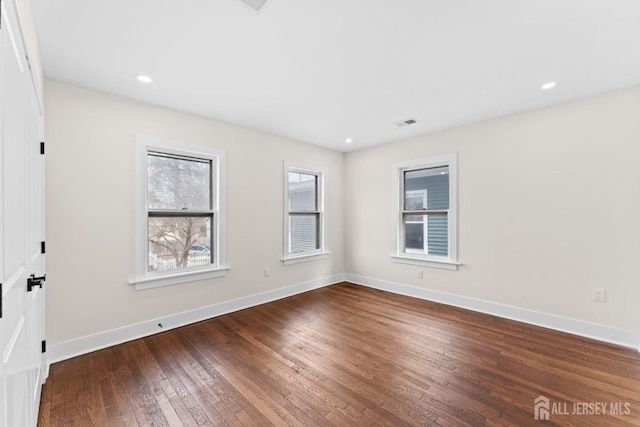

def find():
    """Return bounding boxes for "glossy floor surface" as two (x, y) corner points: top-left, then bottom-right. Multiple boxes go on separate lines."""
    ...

(38, 283), (640, 426)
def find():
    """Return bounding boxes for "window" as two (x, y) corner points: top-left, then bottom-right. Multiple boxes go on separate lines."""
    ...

(283, 162), (328, 264)
(392, 153), (458, 270)
(132, 135), (228, 289)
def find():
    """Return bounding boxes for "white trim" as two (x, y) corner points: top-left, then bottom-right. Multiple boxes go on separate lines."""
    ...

(390, 255), (460, 270)
(130, 266), (230, 290)
(283, 161), (328, 263)
(133, 134), (228, 289)
(393, 153), (458, 267)
(48, 274), (346, 365)
(282, 251), (330, 265)
(344, 274), (640, 350)
(48, 273), (640, 364)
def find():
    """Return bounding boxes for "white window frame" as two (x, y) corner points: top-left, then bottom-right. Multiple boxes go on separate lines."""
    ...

(282, 162), (329, 265)
(130, 134), (229, 290)
(392, 153), (459, 270)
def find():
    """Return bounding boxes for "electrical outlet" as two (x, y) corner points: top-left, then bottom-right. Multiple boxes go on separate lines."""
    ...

(263, 267), (270, 277)
(593, 288), (606, 302)
(417, 269), (423, 279)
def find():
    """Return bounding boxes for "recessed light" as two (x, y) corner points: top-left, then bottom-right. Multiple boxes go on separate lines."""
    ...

(541, 81), (556, 90)
(345, 138), (353, 144)
(136, 74), (152, 84)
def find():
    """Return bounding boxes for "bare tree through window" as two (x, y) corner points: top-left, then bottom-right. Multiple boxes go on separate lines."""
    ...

(147, 152), (214, 272)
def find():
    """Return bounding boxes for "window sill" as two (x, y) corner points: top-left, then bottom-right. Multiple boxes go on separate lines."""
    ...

(391, 255), (460, 271)
(282, 252), (330, 266)
(130, 266), (230, 290)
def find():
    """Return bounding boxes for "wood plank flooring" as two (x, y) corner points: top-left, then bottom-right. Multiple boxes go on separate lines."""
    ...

(38, 282), (640, 426)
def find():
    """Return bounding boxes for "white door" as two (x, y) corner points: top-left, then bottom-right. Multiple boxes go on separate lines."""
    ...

(0, 0), (47, 426)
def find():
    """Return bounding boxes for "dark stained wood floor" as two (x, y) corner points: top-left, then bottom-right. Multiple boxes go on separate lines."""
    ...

(38, 282), (640, 426)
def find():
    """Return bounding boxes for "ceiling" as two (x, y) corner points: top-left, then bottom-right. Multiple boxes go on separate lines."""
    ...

(30, 0), (640, 152)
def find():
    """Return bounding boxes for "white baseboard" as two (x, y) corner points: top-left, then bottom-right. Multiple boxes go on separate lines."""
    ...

(48, 274), (345, 364)
(49, 272), (639, 365)
(345, 274), (640, 351)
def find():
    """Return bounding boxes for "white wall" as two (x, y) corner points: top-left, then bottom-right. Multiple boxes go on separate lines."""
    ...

(45, 80), (640, 354)
(44, 80), (344, 346)
(345, 86), (640, 333)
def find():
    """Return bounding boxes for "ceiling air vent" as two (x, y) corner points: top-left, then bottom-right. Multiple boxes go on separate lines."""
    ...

(393, 118), (419, 128)
(237, 0), (268, 12)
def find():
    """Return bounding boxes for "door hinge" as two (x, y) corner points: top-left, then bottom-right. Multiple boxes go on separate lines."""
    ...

(41, 340), (46, 353)
(40, 141), (45, 155)
(41, 241), (46, 254)
(0, 283), (3, 318)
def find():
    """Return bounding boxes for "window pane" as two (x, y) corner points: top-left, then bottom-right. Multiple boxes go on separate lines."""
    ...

(403, 213), (448, 256)
(427, 213), (448, 256)
(148, 215), (213, 272)
(404, 214), (425, 251)
(288, 172), (317, 211)
(148, 152), (212, 210)
(404, 166), (449, 210)
(290, 214), (319, 253)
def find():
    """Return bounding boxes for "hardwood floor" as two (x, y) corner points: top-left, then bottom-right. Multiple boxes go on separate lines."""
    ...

(38, 282), (640, 426)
